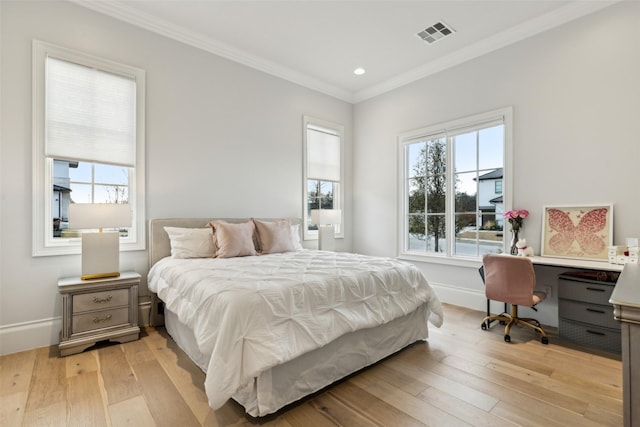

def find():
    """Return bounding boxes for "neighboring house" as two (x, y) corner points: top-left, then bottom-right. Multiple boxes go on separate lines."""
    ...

(476, 168), (503, 228)
(52, 160), (77, 236)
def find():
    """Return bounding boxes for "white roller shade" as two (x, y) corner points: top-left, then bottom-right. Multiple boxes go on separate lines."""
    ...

(45, 56), (136, 167)
(307, 126), (340, 182)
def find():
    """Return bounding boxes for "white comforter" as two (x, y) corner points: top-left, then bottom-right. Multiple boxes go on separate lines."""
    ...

(148, 250), (443, 409)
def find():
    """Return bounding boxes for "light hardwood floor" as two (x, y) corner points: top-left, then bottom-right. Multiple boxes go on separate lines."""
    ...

(1, 303), (622, 426)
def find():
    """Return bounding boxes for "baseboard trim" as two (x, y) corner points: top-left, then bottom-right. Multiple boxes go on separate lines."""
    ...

(0, 302), (152, 356)
(429, 282), (509, 314)
(0, 316), (62, 356)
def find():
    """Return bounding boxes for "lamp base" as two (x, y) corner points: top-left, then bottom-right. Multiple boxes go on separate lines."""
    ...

(318, 225), (336, 251)
(81, 272), (121, 281)
(81, 232), (120, 280)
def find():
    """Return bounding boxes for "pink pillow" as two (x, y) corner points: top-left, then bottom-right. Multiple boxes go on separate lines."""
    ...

(208, 220), (257, 258)
(254, 219), (295, 254)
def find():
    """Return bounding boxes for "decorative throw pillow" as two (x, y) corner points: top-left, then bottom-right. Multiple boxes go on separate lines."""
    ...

(254, 219), (295, 254)
(208, 220), (257, 258)
(290, 223), (303, 250)
(164, 227), (215, 259)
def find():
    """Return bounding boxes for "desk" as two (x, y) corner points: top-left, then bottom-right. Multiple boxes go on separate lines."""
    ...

(529, 256), (624, 272)
(609, 264), (640, 427)
(482, 256), (626, 346)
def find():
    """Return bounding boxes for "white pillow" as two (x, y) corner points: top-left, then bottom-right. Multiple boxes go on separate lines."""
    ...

(290, 224), (303, 250)
(164, 227), (215, 259)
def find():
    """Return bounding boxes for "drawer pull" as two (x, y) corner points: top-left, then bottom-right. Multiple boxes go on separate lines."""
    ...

(586, 329), (605, 336)
(586, 308), (606, 314)
(93, 295), (113, 303)
(92, 314), (112, 324)
(585, 287), (606, 292)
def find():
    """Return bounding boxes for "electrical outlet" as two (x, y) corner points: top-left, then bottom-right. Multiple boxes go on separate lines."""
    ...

(544, 286), (552, 298)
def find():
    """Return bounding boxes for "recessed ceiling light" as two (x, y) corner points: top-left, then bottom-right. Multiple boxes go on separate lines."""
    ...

(353, 67), (366, 76)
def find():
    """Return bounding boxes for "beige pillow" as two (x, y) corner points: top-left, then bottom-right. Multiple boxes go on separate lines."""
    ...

(254, 219), (295, 254)
(208, 220), (257, 258)
(164, 227), (215, 258)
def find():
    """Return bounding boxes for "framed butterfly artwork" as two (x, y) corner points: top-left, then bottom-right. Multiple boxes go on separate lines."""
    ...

(541, 204), (613, 261)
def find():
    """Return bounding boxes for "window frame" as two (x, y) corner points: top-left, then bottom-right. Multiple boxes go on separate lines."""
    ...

(302, 116), (344, 241)
(397, 107), (513, 264)
(32, 40), (146, 256)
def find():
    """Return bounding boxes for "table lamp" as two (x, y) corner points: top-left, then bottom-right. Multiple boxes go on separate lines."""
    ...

(69, 203), (131, 280)
(310, 209), (342, 251)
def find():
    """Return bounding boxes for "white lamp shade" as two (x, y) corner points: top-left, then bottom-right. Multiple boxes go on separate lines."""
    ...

(69, 203), (132, 230)
(310, 209), (342, 225)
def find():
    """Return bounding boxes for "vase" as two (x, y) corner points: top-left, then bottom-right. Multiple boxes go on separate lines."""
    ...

(510, 229), (519, 255)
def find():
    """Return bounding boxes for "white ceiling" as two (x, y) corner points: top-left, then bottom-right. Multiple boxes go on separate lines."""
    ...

(75, 0), (619, 103)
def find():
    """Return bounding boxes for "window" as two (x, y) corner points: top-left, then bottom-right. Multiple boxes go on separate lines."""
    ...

(32, 40), (146, 256)
(303, 116), (344, 240)
(399, 107), (512, 260)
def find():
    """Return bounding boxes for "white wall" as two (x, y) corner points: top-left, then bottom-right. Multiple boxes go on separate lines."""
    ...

(352, 1), (640, 326)
(0, 1), (353, 354)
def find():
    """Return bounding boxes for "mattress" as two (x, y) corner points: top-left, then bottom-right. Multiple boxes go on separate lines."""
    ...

(148, 249), (443, 415)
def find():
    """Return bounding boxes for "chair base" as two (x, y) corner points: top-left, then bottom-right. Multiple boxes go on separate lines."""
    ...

(481, 304), (548, 344)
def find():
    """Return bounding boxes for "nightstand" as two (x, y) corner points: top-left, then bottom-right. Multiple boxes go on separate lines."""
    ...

(58, 271), (141, 356)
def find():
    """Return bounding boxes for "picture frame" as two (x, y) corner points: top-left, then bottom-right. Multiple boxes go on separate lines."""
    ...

(541, 204), (613, 261)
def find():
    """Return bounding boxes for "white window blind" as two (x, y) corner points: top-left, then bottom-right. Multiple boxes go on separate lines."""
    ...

(45, 56), (136, 167)
(307, 125), (340, 182)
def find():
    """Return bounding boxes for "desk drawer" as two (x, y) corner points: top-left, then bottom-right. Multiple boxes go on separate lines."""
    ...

(559, 299), (620, 331)
(557, 278), (613, 305)
(73, 289), (129, 313)
(559, 319), (620, 354)
(72, 307), (129, 334)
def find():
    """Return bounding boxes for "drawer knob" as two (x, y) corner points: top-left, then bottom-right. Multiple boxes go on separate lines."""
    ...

(93, 295), (113, 303)
(92, 314), (113, 324)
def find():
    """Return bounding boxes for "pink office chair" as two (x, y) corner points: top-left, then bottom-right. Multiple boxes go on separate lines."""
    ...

(481, 254), (549, 344)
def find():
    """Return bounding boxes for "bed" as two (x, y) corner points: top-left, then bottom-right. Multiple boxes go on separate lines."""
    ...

(147, 218), (443, 417)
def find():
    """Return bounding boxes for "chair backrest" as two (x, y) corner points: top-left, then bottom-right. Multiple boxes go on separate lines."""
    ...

(483, 254), (536, 307)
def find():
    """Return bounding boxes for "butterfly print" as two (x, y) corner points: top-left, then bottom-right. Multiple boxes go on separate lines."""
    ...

(547, 208), (608, 255)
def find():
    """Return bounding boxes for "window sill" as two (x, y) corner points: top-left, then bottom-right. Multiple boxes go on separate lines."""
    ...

(397, 252), (482, 269)
(32, 240), (145, 257)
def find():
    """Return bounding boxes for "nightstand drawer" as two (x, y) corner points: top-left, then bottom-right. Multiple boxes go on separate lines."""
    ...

(72, 307), (129, 334)
(559, 299), (620, 331)
(73, 289), (129, 313)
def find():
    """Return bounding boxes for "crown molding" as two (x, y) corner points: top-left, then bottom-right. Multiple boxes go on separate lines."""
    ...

(353, 0), (621, 103)
(70, 0), (354, 103)
(72, 0), (620, 105)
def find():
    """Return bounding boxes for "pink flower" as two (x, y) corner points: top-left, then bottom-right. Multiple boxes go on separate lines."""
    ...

(504, 209), (529, 231)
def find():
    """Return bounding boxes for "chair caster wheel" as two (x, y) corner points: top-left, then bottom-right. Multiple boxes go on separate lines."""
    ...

(541, 337), (549, 345)
(504, 334), (511, 343)
(499, 320), (506, 325)
(481, 323), (487, 330)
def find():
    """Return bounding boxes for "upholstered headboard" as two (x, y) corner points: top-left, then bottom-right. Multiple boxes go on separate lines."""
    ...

(148, 217), (302, 267)
(147, 217), (302, 326)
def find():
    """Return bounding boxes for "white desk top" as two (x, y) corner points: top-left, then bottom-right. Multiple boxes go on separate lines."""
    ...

(529, 256), (624, 272)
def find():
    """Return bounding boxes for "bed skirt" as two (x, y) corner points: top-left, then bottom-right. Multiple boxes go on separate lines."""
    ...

(164, 304), (431, 417)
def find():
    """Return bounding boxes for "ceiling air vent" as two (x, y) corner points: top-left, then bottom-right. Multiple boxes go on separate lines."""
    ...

(417, 21), (455, 45)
